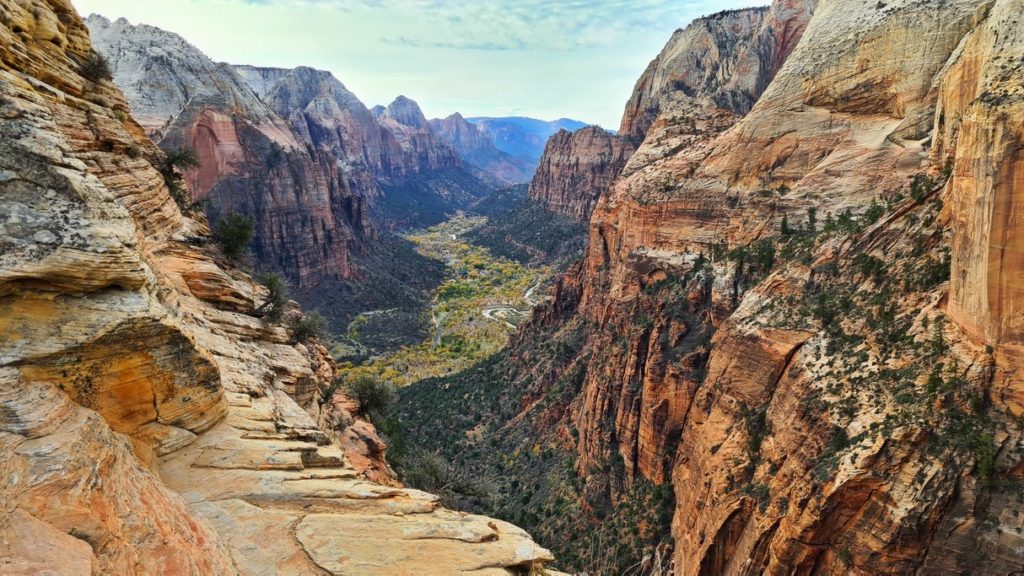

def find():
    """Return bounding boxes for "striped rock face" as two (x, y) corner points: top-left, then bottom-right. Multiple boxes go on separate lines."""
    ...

(0, 2), (559, 574)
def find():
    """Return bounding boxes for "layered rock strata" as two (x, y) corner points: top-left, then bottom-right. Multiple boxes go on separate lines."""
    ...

(86, 14), (368, 287)
(526, 3), (814, 223)
(497, 0), (1024, 573)
(528, 125), (633, 220)
(0, 2), (559, 573)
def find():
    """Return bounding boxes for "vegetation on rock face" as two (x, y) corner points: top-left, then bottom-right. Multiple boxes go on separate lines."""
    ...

(391, 318), (677, 575)
(346, 374), (396, 418)
(289, 311), (327, 342)
(80, 51), (113, 82)
(213, 213), (255, 261)
(385, 161), (1019, 573)
(157, 146), (201, 210)
(256, 273), (288, 322)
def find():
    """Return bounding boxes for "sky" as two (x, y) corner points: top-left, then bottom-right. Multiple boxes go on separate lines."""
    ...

(71, 0), (764, 128)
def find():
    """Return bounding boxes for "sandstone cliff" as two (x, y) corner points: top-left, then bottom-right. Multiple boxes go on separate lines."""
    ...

(399, 0), (1024, 573)
(569, 0), (1024, 572)
(234, 64), (401, 200)
(0, 2), (559, 573)
(527, 125), (633, 221)
(86, 15), (369, 288)
(430, 112), (534, 185)
(88, 16), (497, 289)
(526, 3), (814, 224)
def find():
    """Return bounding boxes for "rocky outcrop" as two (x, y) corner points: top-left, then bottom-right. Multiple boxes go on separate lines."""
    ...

(235, 64), (399, 200)
(558, 0), (1024, 572)
(377, 96), (460, 172)
(425, 0), (1024, 573)
(0, 2), (559, 573)
(527, 126), (633, 220)
(526, 3), (815, 225)
(619, 2), (814, 145)
(430, 112), (534, 185)
(86, 15), (368, 288)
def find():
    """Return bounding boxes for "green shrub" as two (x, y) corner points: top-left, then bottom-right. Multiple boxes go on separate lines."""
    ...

(157, 146), (201, 210)
(213, 213), (254, 261)
(290, 311), (328, 342)
(741, 404), (770, 463)
(159, 147), (201, 179)
(347, 375), (395, 417)
(256, 273), (288, 322)
(852, 253), (886, 284)
(402, 450), (450, 493)
(80, 51), (113, 82)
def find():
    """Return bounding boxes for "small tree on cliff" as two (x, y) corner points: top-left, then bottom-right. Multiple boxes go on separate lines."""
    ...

(346, 375), (395, 418)
(213, 213), (254, 261)
(159, 146), (201, 179)
(289, 311), (328, 342)
(255, 273), (288, 322)
(158, 146), (201, 209)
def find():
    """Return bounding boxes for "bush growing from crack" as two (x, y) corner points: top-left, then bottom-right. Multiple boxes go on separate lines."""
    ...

(157, 146), (201, 210)
(289, 311), (328, 342)
(80, 51), (113, 83)
(213, 213), (254, 261)
(256, 273), (288, 322)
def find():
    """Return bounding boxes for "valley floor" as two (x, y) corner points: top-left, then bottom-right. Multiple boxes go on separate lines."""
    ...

(333, 212), (552, 386)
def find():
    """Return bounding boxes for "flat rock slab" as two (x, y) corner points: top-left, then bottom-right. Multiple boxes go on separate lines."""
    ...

(295, 512), (554, 575)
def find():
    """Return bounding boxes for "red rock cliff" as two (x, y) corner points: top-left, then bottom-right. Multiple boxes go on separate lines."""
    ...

(527, 125), (633, 221)
(0, 2), (561, 573)
(86, 15), (369, 288)
(508, 0), (1024, 573)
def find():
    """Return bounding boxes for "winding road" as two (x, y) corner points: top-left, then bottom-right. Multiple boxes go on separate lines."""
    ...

(481, 275), (547, 329)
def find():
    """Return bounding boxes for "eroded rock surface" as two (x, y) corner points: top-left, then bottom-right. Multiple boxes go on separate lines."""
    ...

(528, 126), (633, 221)
(0, 2), (559, 574)
(443, 0), (1024, 573)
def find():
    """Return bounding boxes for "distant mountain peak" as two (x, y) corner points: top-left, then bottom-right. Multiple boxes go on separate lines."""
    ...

(382, 95), (429, 130)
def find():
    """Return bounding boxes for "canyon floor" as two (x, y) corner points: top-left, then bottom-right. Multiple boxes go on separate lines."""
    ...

(333, 212), (556, 386)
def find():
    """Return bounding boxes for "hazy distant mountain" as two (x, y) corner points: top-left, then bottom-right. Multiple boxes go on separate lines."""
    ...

(467, 117), (588, 161)
(430, 113), (535, 185)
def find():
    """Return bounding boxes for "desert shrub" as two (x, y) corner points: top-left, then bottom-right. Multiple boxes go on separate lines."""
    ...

(80, 51), (113, 82)
(402, 450), (451, 493)
(290, 311), (328, 342)
(347, 375), (395, 417)
(213, 213), (254, 261)
(256, 273), (288, 322)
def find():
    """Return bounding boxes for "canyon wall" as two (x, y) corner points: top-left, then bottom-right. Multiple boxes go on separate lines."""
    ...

(527, 126), (633, 221)
(417, 0), (1024, 573)
(526, 2), (815, 224)
(87, 15), (368, 288)
(0, 2), (560, 573)
(88, 16), (496, 286)
(563, 0), (1024, 572)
